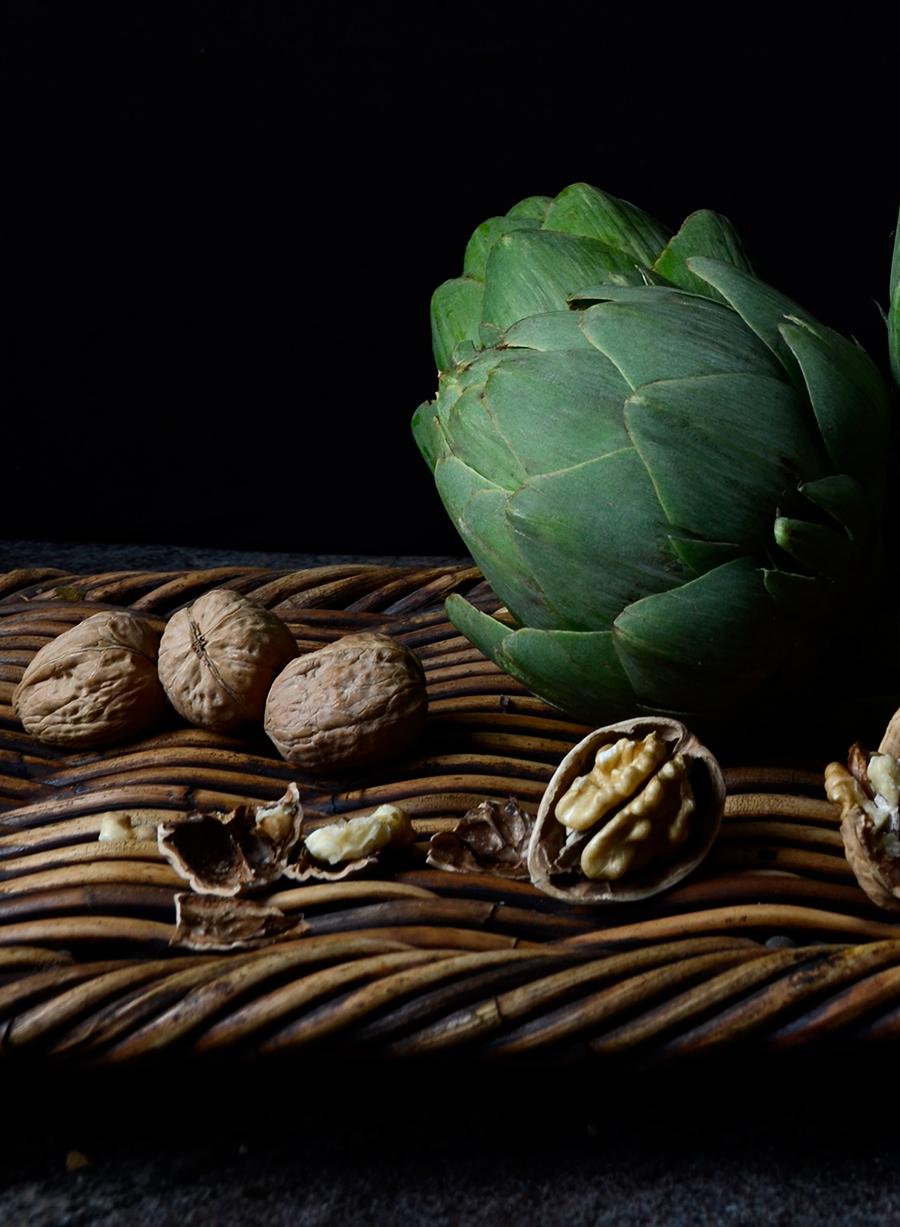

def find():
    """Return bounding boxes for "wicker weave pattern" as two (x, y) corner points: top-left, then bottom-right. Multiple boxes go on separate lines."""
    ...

(0, 564), (896, 1064)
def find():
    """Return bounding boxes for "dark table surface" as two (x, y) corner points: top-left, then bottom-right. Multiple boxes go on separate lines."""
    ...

(1, 539), (897, 1226)
(4, 1057), (900, 1227)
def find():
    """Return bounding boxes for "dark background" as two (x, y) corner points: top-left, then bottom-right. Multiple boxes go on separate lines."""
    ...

(3, 5), (897, 558)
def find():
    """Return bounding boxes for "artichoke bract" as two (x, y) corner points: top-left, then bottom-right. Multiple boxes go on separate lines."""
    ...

(414, 183), (893, 721)
(429, 181), (753, 373)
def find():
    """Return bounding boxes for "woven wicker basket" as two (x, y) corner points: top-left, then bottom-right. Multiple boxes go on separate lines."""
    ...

(0, 562), (896, 1066)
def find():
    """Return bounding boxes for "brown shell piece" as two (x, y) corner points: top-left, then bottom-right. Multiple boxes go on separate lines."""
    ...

(158, 588), (297, 733)
(172, 893), (307, 950)
(825, 761), (900, 914)
(282, 848), (379, 883)
(264, 632), (427, 772)
(528, 716), (725, 905)
(158, 783), (303, 897)
(13, 610), (167, 748)
(426, 798), (534, 879)
(847, 742), (871, 793)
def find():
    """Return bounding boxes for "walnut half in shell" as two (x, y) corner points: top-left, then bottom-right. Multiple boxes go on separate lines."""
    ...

(826, 746), (900, 912)
(528, 717), (725, 904)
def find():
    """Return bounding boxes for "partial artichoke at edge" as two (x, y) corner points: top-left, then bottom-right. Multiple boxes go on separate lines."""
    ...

(414, 184), (893, 722)
(891, 204), (900, 392)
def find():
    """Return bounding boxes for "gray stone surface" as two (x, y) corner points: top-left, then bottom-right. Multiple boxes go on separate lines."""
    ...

(0, 1061), (897, 1226)
(0, 540), (468, 573)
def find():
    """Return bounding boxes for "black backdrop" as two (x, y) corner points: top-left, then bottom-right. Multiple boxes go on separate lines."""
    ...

(4, 5), (897, 556)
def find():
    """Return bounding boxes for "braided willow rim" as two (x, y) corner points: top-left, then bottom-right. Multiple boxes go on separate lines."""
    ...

(0, 562), (894, 1066)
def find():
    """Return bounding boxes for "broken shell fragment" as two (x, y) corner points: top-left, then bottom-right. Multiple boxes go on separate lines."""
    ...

(172, 893), (307, 950)
(283, 850), (379, 883)
(158, 782), (303, 896)
(528, 717), (725, 904)
(426, 798), (534, 879)
(284, 804), (414, 882)
(826, 755), (900, 913)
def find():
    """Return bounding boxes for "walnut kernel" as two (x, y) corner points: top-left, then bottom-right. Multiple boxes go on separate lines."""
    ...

(555, 733), (671, 834)
(303, 804), (413, 865)
(577, 754), (694, 880)
(98, 813), (159, 843)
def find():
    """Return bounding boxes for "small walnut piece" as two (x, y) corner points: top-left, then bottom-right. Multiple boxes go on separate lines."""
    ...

(13, 611), (167, 748)
(264, 632), (427, 772)
(304, 804), (413, 865)
(284, 803), (414, 882)
(158, 588), (297, 733)
(529, 717), (724, 904)
(98, 813), (159, 843)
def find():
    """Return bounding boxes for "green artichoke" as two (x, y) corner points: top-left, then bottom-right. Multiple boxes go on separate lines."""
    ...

(414, 184), (894, 722)
(429, 181), (752, 372)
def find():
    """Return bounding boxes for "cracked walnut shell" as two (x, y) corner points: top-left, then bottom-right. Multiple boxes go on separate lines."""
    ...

(158, 588), (297, 733)
(528, 716), (725, 904)
(13, 610), (168, 748)
(158, 782), (303, 896)
(826, 750), (900, 913)
(427, 798), (534, 879)
(264, 632), (427, 771)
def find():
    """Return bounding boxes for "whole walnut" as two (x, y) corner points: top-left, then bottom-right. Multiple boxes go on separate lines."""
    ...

(264, 632), (427, 771)
(14, 610), (168, 748)
(158, 588), (297, 733)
